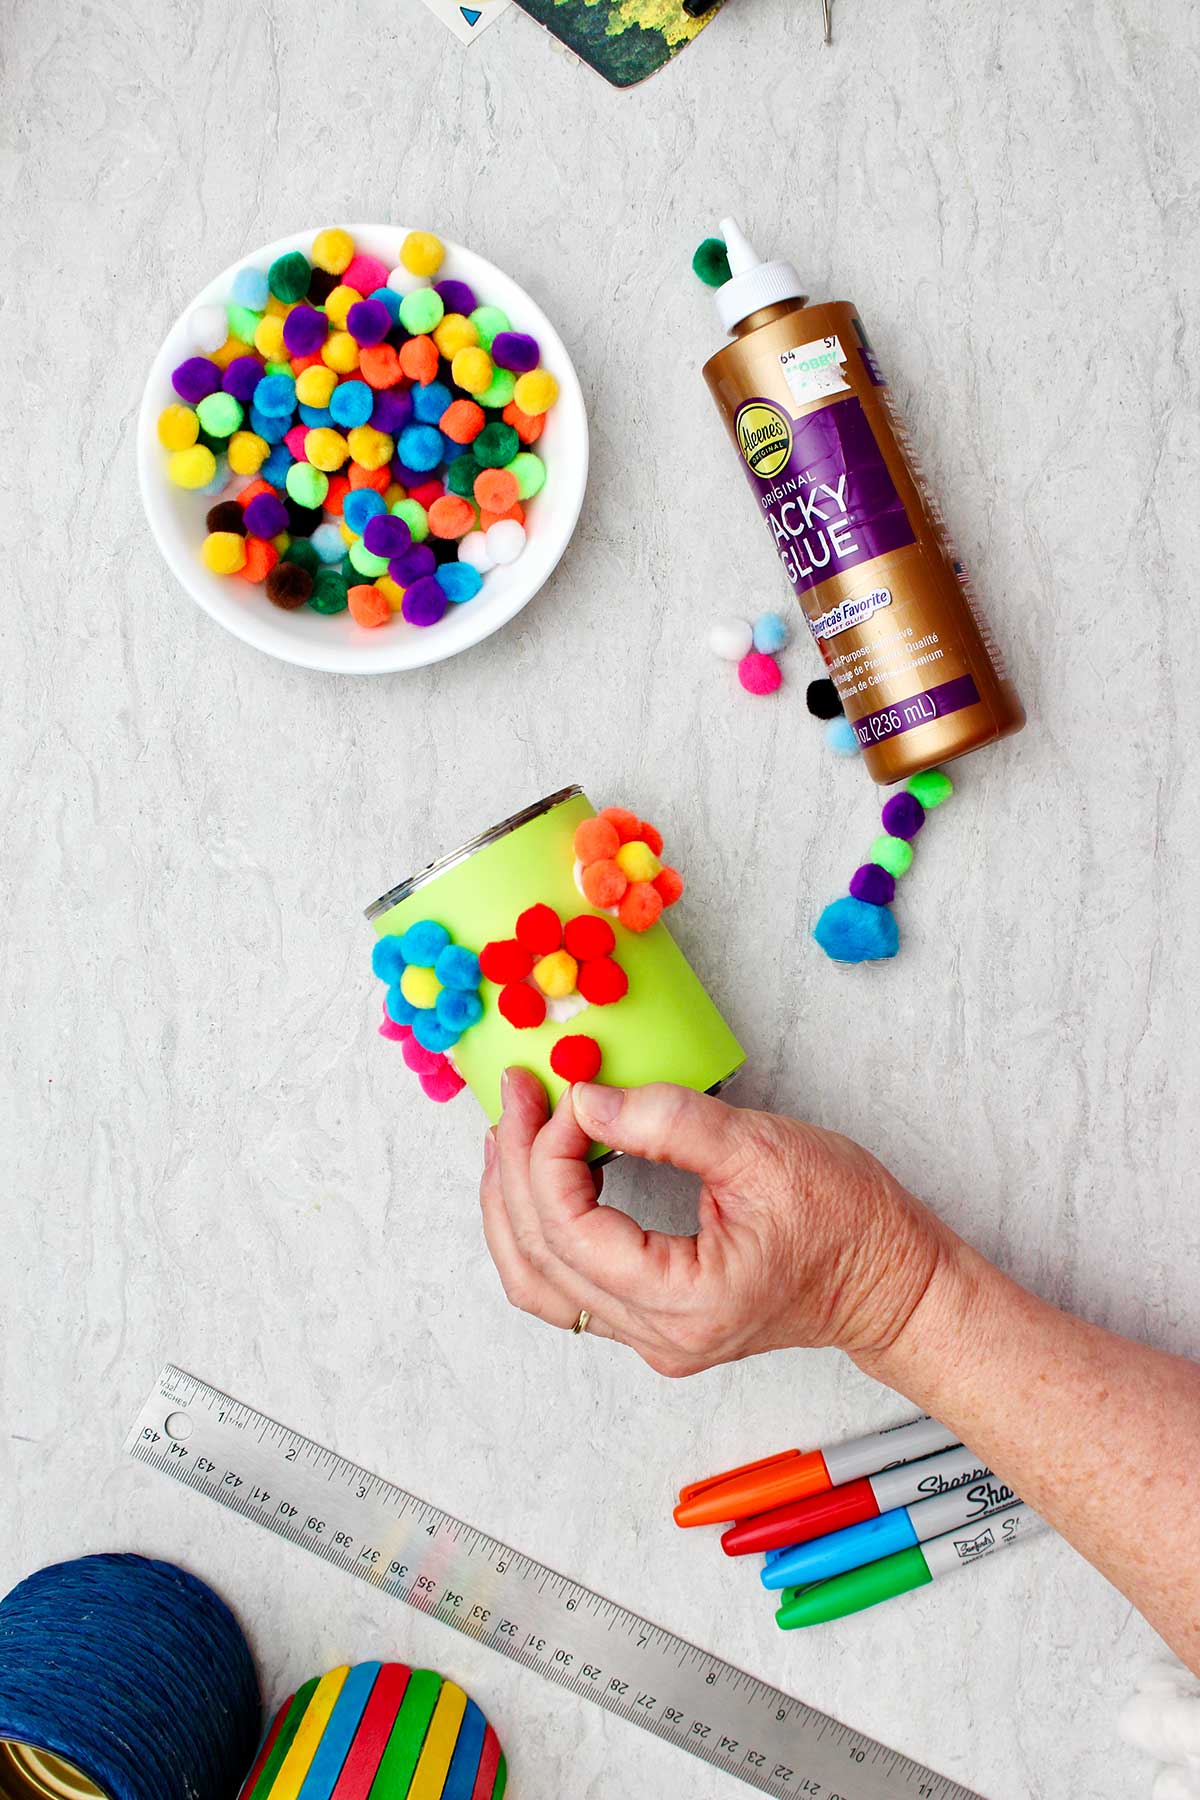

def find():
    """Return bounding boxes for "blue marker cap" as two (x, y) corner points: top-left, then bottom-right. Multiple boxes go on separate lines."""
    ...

(761, 1506), (919, 1590)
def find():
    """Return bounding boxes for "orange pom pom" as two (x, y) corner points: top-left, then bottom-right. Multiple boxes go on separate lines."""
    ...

(637, 821), (663, 856)
(502, 401), (544, 445)
(652, 866), (684, 907)
(348, 583), (391, 627)
(325, 474), (351, 517)
(479, 503), (524, 532)
(581, 860), (627, 908)
(238, 536), (278, 583)
(348, 463), (390, 493)
(618, 881), (663, 933)
(358, 343), (402, 389)
(599, 807), (642, 843)
(473, 468), (519, 514)
(573, 817), (620, 864)
(440, 399), (486, 444)
(290, 352), (326, 376)
(399, 335), (439, 385)
(427, 495), (475, 539)
(236, 478), (275, 511)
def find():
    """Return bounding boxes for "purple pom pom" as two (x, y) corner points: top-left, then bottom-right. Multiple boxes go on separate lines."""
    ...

(172, 356), (221, 403)
(390, 543), (436, 584)
(221, 355), (265, 405)
(402, 574), (448, 628)
(435, 279), (476, 315)
(849, 864), (896, 907)
(244, 493), (289, 539)
(363, 514), (412, 558)
(491, 331), (540, 374)
(346, 298), (391, 347)
(880, 793), (926, 840)
(391, 457), (428, 488)
(282, 305), (327, 357)
(371, 389), (413, 435)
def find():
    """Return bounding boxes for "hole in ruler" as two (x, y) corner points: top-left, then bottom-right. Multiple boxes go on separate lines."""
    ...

(164, 1412), (193, 1441)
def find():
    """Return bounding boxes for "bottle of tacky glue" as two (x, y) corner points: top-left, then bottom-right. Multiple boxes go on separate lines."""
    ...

(702, 218), (1025, 783)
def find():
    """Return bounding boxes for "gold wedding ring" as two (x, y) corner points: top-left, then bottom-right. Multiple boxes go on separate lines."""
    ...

(571, 1309), (591, 1335)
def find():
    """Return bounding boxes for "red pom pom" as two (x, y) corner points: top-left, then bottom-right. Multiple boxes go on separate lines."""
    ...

(498, 982), (547, 1029)
(652, 866), (684, 907)
(580, 860), (626, 908)
(573, 816), (620, 864)
(563, 914), (616, 961)
(575, 957), (628, 1006)
(599, 806), (642, 843)
(637, 820), (664, 856)
(549, 1034), (602, 1082)
(480, 938), (534, 985)
(515, 904), (562, 955)
(619, 881), (663, 933)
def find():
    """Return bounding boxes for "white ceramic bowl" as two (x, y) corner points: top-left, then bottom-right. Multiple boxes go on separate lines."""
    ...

(137, 224), (589, 675)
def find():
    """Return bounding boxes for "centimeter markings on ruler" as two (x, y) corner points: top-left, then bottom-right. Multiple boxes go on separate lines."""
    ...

(125, 1366), (981, 1800)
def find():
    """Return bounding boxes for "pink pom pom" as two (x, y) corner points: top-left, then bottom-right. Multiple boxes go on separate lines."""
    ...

(738, 650), (783, 695)
(379, 1007), (410, 1042)
(343, 253), (390, 296)
(285, 424), (309, 461)
(402, 1035), (447, 1077)
(420, 1064), (466, 1103)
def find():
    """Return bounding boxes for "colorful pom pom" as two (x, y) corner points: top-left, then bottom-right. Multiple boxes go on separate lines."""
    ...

(480, 940), (534, 985)
(738, 650), (783, 695)
(512, 369), (558, 415)
(532, 950), (579, 999)
(615, 841), (662, 883)
(435, 563), (483, 603)
(372, 936), (407, 982)
(752, 611), (791, 653)
(400, 964), (442, 1010)
(708, 616), (753, 661)
(573, 817), (620, 865)
(436, 988), (484, 1032)
(412, 1011), (459, 1053)
(516, 904), (562, 956)
(880, 793), (926, 840)
(499, 982), (547, 1029)
(813, 895), (900, 964)
(549, 1035), (602, 1083)
(434, 944), (481, 991)
(342, 253), (390, 296)
(868, 834), (914, 878)
(652, 866), (684, 906)
(485, 519), (525, 565)
(618, 882), (662, 933)
(420, 1063), (467, 1103)
(692, 237), (732, 287)
(348, 583), (390, 627)
(849, 863), (896, 906)
(580, 860), (626, 908)
(401, 574), (447, 627)
(563, 914), (616, 960)
(806, 678), (844, 719)
(826, 716), (861, 756)
(576, 957), (628, 1006)
(265, 562), (314, 610)
(906, 768), (953, 808)
(399, 919), (450, 966)
(312, 228), (355, 274)
(400, 231), (445, 277)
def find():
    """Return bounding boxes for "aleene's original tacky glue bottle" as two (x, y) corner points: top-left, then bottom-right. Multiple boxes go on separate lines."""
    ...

(702, 219), (1024, 783)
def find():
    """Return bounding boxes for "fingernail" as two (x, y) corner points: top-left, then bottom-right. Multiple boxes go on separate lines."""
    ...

(500, 1069), (512, 1107)
(483, 1129), (497, 1169)
(573, 1082), (623, 1126)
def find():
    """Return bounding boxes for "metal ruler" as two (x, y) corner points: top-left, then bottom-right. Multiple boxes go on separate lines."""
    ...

(126, 1366), (982, 1800)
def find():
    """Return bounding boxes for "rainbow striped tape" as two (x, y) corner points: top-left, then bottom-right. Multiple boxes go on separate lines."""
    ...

(239, 1662), (506, 1800)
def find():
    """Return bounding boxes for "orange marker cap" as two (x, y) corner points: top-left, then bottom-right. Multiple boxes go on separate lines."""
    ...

(673, 1447), (833, 1529)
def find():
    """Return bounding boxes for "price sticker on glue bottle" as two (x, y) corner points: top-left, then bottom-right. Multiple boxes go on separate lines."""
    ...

(778, 336), (852, 407)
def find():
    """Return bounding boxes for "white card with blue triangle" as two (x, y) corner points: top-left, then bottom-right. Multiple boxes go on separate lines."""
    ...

(417, 0), (512, 44)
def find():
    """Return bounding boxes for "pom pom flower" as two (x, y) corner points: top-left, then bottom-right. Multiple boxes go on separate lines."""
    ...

(370, 920), (483, 1101)
(480, 905), (627, 1053)
(572, 808), (683, 933)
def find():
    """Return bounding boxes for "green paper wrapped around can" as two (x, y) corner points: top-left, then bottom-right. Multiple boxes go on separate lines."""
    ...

(366, 786), (744, 1155)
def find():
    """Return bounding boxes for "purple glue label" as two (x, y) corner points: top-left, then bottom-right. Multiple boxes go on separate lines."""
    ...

(853, 675), (981, 746)
(734, 394), (915, 599)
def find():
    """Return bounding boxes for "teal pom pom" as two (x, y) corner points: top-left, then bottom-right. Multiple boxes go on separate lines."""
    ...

(752, 611), (790, 654)
(385, 984), (418, 1025)
(692, 237), (732, 288)
(413, 1010), (458, 1053)
(399, 919), (451, 967)
(372, 936), (406, 983)
(825, 716), (861, 757)
(813, 896), (899, 964)
(434, 944), (481, 991)
(436, 989), (483, 1032)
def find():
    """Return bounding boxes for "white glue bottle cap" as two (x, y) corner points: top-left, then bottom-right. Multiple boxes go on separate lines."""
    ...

(715, 217), (807, 335)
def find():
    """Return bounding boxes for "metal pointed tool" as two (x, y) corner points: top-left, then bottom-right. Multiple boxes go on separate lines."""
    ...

(821, 0), (833, 42)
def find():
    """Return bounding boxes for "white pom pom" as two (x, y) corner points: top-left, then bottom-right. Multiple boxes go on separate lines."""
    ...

(459, 530), (494, 573)
(188, 304), (228, 353)
(708, 615), (754, 661)
(485, 520), (526, 566)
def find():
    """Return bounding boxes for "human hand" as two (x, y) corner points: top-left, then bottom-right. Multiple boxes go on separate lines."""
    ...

(478, 1069), (952, 1378)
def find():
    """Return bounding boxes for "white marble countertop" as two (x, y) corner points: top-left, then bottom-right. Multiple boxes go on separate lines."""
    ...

(3, 1), (1199, 1795)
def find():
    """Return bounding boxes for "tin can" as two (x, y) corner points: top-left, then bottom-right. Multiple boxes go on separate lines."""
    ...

(366, 787), (744, 1148)
(0, 1744), (106, 1800)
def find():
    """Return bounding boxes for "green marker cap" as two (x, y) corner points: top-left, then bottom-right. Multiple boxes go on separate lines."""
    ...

(775, 1543), (932, 1629)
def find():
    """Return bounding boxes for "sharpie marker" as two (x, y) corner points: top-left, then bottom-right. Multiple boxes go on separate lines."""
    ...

(761, 1474), (1021, 1589)
(674, 1414), (959, 1529)
(775, 1503), (1044, 1628)
(722, 1443), (991, 1556)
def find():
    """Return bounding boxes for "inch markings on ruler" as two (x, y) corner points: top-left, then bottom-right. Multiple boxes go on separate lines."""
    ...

(125, 1366), (981, 1800)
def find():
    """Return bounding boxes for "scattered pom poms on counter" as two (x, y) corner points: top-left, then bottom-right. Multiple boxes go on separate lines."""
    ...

(156, 227), (562, 630)
(813, 768), (954, 964)
(572, 807), (683, 931)
(709, 609), (793, 698)
(371, 919), (484, 1100)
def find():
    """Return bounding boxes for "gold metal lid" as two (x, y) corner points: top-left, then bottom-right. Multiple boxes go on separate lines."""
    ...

(0, 1742), (108, 1800)
(365, 785), (582, 921)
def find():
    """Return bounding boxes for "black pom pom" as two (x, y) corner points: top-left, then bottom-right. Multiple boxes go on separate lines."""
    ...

(806, 678), (844, 720)
(205, 501), (246, 535)
(284, 498), (323, 537)
(306, 267), (339, 305)
(428, 535), (461, 566)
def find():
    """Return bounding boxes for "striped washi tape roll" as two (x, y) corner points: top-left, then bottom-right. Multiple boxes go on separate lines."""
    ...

(239, 1663), (505, 1800)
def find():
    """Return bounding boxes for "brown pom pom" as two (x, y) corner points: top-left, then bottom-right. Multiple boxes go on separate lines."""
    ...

(266, 562), (314, 610)
(206, 500), (246, 535)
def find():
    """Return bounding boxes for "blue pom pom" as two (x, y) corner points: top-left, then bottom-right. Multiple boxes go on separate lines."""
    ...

(368, 285), (402, 322)
(199, 455), (229, 497)
(254, 374), (297, 418)
(297, 403), (334, 429)
(385, 983), (418, 1025)
(752, 611), (791, 654)
(310, 522), (345, 564)
(825, 716), (861, 757)
(397, 425), (445, 473)
(232, 266), (270, 312)
(249, 407), (288, 443)
(434, 944), (481, 991)
(436, 989), (483, 1032)
(261, 443), (294, 485)
(372, 935), (407, 983)
(328, 380), (374, 429)
(411, 381), (453, 424)
(399, 919), (451, 967)
(435, 564), (483, 604)
(343, 489), (386, 534)
(413, 1010), (459, 1052)
(813, 896), (899, 964)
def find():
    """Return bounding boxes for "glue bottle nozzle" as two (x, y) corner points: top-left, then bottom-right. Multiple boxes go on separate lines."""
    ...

(718, 217), (762, 277)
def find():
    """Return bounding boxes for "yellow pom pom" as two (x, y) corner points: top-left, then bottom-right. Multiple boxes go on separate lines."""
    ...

(532, 950), (579, 999)
(400, 965), (442, 1009)
(253, 314), (286, 360)
(304, 427), (349, 472)
(513, 370), (559, 415)
(340, 522), (356, 546)
(313, 228), (355, 275)
(210, 335), (251, 370)
(433, 314), (478, 359)
(201, 531), (247, 574)
(451, 348), (494, 396)
(227, 431), (269, 475)
(376, 575), (404, 613)
(383, 482), (406, 508)
(264, 295), (292, 319)
(325, 285), (359, 330)
(295, 365), (337, 407)
(616, 841), (662, 883)
(400, 231), (445, 277)
(322, 330), (360, 373)
(157, 404), (199, 450)
(167, 445), (217, 489)
(346, 426), (393, 471)
(273, 532), (291, 553)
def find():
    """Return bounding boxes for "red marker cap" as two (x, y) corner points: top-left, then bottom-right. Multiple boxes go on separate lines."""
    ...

(720, 1476), (879, 1556)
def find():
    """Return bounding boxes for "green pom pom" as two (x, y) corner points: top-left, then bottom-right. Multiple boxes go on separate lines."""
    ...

(509, 452), (546, 499)
(309, 569), (348, 614)
(226, 302), (262, 345)
(286, 462), (328, 509)
(469, 305), (510, 350)
(196, 392), (242, 439)
(446, 455), (482, 499)
(349, 539), (389, 578)
(474, 423), (519, 469)
(398, 288), (445, 336)
(282, 540), (320, 575)
(390, 498), (428, 543)
(868, 834), (914, 878)
(475, 367), (516, 410)
(692, 237), (731, 288)
(905, 768), (954, 809)
(269, 251), (311, 303)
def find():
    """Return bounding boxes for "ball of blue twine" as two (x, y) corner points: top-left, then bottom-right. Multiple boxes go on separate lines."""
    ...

(0, 1553), (260, 1800)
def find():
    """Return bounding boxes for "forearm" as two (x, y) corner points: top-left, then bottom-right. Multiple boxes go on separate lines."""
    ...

(856, 1232), (1200, 1672)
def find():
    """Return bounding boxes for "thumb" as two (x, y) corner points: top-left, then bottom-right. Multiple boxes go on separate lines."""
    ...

(571, 1081), (749, 1180)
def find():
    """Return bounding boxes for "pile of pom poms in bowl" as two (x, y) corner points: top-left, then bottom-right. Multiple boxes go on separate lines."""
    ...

(373, 920), (484, 1101)
(156, 228), (558, 629)
(709, 611), (794, 697)
(813, 767), (953, 964)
